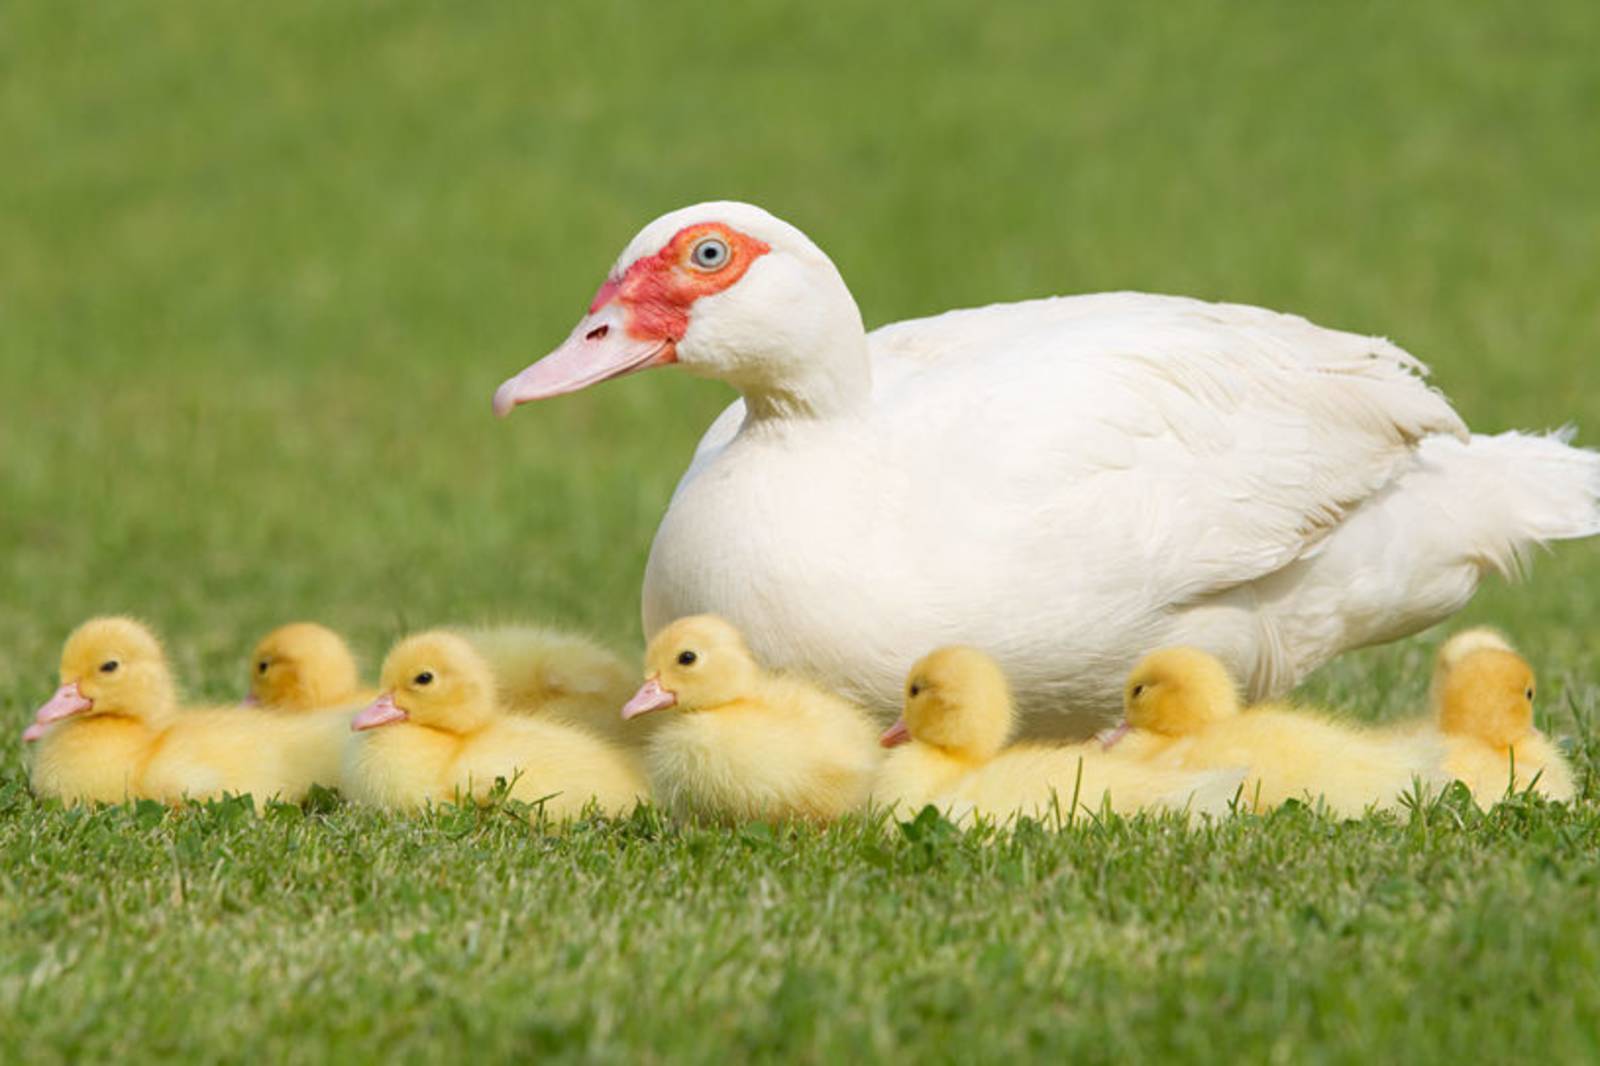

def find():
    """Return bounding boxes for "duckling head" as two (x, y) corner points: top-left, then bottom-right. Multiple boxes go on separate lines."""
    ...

(355, 631), (496, 735)
(1436, 648), (1536, 750)
(1429, 626), (1516, 712)
(248, 622), (361, 710)
(1117, 646), (1241, 739)
(622, 614), (758, 718)
(879, 646), (1015, 760)
(24, 617), (177, 741)
(1434, 627), (1515, 673)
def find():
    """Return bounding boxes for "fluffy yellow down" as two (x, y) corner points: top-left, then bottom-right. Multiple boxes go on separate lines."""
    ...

(340, 630), (646, 821)
(29, 617), (346, 806)
(1111, 646), (1443, 817)
(630, 615), (880, 825)
(873, 646), (1244, 824)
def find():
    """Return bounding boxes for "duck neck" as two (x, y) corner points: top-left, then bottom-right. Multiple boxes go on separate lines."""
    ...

(735, 336), (872, 423)
(706, 263), (873, 424)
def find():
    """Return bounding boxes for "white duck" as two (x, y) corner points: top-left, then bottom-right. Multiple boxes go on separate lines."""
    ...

(494, 202), (1600, 736)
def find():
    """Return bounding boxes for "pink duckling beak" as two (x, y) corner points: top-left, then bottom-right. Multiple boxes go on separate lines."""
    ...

(351, 692), (408, 732)
(493, 304), (674, 417)
(24, 682), (94, 741)
(240, 692), (259, 708)
(879, 717), (912, 749)
(1096, 720), (1132, 750)
(621, 676), (677, 720)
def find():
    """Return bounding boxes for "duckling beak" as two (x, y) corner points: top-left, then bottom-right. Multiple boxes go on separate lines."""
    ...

(493, 306), (675, 416)
(621, 676), (676, 719)
(240, 692), (259, 707)
(30, 682), (93, 731)
(1096, 720), (1132, 750)
(352, 693), (408, 731)
(879, 717), (912, 748)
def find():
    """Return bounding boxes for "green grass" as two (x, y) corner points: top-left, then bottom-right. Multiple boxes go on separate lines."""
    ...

(3, 1), (1599, 1061)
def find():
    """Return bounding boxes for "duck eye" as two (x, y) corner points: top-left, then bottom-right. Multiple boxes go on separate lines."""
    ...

(99, 660), (119, 674)
(1131, 684), (1146, 699)
(258, 661), (269, 674)
(908, 683), (922, 698)
(414, 671), (434, 686)
(688, 237), (729, 271)
(677, 650), (698, 667)
(1525, 688), (1534, 702)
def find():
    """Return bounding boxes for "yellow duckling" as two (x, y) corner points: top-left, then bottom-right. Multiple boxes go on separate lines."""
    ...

(873, 646), (1244, 822)
(622, 615), (880, 825)
(1432, 643), (1574, 803)
(1102, 647), (1442, 817)
(341, 631), (645, 820)
(247, 622), (377, 712)
(25, 617), (346, 806)
(457, 624), (651, 750)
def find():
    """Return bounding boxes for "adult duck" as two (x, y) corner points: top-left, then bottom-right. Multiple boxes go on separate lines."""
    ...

(493, 202), (1599, 735)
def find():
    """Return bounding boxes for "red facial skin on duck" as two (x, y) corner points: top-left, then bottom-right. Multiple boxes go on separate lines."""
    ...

(492, 223), (771, 415)
(600, 222), (773, 345)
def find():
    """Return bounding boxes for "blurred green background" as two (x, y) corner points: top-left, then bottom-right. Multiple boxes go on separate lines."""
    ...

(2, 2), (1598, 1059)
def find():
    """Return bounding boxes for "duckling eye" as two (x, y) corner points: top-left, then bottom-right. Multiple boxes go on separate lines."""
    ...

(677, 650), (698, 667)
(414, 671), (435, 686)
(257, 661), (269, 675)
(688, 237), (729, 271)
(1525, 687), (1535, 702)
(908, 683), (922, 698)
(1131, 684), (1146, 699)
(99, 660), (119, 674)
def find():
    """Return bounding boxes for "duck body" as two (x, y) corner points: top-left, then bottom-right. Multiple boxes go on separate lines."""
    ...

(458, 624), (651, 752)
(1124, 707), (1441, 817)
(929, 742), (1245, 823)
(497, 203), (1600, 737)
(642, 292), (1600, 735)
(29, 715), (151, 806)
(644, 682), (880, 825)
(138, 707), (349, 804)
(33, 707), (349, 806)
(341, 715), (644, 818)
(1440, 733), (1574, 804)
(870, 741), (975, 814)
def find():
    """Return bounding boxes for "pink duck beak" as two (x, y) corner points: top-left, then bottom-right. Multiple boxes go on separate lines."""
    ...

(351, 693), (408, 731)
(240, 692), (259, 708)
(493, 305), (674, 417)
(24, 682), (93, 741)
(879, 717), (912, 749)
(1096, 720), (1132, 750)
(621, 676), (677, 720)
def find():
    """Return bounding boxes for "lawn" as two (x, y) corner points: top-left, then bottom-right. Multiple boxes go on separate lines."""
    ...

(3, 1), (1599, 1061)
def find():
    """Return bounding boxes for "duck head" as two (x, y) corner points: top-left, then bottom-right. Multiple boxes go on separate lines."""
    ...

(882, 646), (1015, 762)
(1102, 646), (1241, 747)
(356, 631), (495, 735)
(493, 202), (869, 420)
(24, 617), (178, 741)
(1436, 648), (1536, 751)
(248, 622), (361, 711)
(622, 614), (759, 719)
